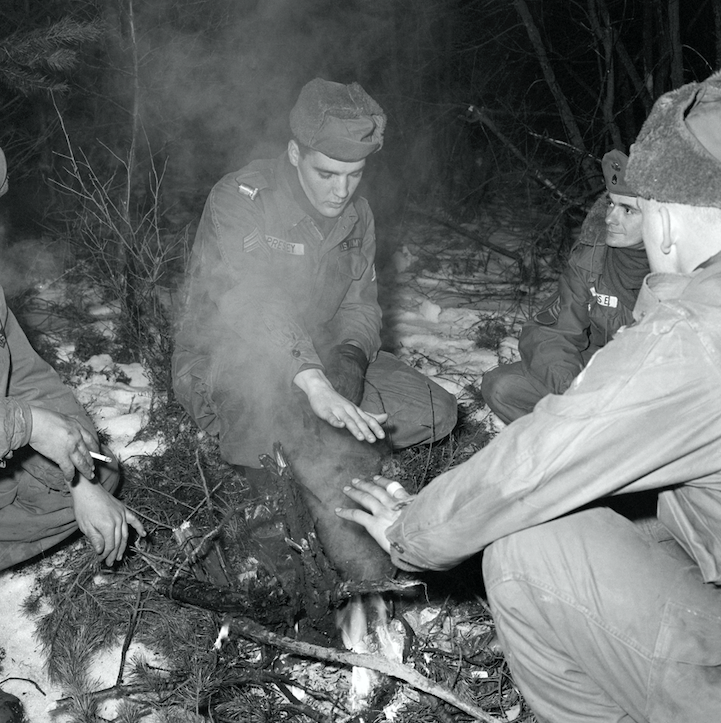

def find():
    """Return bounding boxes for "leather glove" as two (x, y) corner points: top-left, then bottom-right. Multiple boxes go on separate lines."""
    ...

(324, 343), (368, 406)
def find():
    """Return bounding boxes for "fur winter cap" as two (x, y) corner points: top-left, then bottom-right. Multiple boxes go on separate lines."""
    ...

(626, 70), (721, 208)
(0, 148), (7, 198)
(602, 149), (636, 196)
(290, 78), (386, 162)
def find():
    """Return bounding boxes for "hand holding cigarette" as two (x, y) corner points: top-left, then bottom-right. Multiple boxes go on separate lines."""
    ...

(90, 451), (113, 464)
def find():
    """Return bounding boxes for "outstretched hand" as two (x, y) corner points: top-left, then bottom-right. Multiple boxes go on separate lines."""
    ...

(28, 405), (98, 482)
(70, 477), (146, 566)
(335, 476), (414, 554)
(294, 368), (387, 442)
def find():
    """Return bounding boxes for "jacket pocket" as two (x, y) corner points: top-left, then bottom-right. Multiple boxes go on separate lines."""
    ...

(336, 250), (368, 280)
(647, 600), (721, 722)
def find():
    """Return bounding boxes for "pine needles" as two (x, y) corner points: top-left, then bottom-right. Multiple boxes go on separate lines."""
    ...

(0, 18), (103, 96)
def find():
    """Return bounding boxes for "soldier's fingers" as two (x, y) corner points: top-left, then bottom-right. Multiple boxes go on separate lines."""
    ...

(345, 478), (395, 509)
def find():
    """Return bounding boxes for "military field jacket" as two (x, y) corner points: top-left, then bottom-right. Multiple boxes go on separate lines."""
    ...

(387, 251), (721, 586)
(0, 286), (94, 478)
(519, 197), (639, 394)
(174, 154), (382, 389)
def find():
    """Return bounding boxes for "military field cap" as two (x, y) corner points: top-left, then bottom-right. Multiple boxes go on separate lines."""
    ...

(626, 70), (721, 208)
(602, 149), (636, 196)
(290, 78), (386, 162)
(0, 148), (7, 198)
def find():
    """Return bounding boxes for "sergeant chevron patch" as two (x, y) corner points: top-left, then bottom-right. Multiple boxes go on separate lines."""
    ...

(243, 228), (269, 256)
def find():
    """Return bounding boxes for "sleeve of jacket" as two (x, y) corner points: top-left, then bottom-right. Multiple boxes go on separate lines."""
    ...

(201, 177), (322, 387)
(385, 305), (721, 574)
(328, 199), (382, 361)
(0, 304), (96, 461)
(518, 200), (607, 394)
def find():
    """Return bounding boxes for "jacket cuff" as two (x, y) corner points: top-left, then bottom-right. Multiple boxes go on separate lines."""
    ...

(386, 523), (428, 572)
(4, 398), (33, 450)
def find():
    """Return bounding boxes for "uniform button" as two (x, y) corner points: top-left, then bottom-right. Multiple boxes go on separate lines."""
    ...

(292, 349), (301, 357)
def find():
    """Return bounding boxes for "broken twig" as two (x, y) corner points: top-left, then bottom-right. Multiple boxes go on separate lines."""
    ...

(229, 616), (504, 723)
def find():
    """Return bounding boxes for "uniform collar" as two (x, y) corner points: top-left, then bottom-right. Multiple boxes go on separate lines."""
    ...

(633, 250), (721, 320)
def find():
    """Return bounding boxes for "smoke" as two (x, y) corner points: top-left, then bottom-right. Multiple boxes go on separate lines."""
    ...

(116, 0), (402, 199)
(0, 214), (67, 298)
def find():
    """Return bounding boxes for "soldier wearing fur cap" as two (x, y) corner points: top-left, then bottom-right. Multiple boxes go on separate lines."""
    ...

(482, 148), (649, 424)
(173, 78), (457, 581)
(339, 70), (721, 721)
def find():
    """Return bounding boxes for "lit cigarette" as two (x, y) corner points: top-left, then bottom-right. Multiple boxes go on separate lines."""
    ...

(90, 451), (113, 464)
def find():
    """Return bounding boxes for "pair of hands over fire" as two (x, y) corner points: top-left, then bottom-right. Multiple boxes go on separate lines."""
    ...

(336, 476), (414, 554)
(29, 405), (146, 566)
(293, 368), (388, 443)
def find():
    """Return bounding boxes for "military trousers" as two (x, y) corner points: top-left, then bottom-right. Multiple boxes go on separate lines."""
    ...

(175, 349), (457, 580)
(180, 349), (458, 469)
(0, 447), (119, 570)
(483, 506), (721, 722)
(480, 361), (550, 425)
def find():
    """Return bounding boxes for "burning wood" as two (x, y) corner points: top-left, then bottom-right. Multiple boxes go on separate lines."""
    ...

(336, 593), (405, 714)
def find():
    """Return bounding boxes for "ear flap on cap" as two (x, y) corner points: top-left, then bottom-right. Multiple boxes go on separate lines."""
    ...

(602, 149), (635, 196)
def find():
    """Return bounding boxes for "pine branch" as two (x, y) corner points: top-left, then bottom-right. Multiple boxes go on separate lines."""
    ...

(0, 17), (103, 95)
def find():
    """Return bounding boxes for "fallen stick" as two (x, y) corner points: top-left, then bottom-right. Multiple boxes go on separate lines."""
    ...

(228, 615), (504, 723)
(333, 576), (423, 602)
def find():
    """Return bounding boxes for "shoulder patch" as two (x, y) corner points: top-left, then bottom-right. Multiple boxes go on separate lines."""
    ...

(534, 292), (561, 325)
(339, 237), (363, 252)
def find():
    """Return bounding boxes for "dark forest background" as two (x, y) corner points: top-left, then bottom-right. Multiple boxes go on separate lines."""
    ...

(0, 0), (719, 377)
(1, 5), (719, 718)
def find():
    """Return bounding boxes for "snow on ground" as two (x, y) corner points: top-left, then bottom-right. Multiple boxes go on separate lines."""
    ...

(0, 217), (529, 721)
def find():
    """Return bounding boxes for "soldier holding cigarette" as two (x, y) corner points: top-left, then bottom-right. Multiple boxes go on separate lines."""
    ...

(0, 147), (145, 573)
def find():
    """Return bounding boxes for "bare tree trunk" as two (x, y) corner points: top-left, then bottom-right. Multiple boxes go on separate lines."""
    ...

(643, 0), (655, 98)
(513, 0), (595, 179)
(587, 0), (624, 150)
(654, 0), (670, 92)
(594, 0), (653, 113)
(668, 0), (683, 88)
(118, 0), (143, 338)
(713, 0), (721, 69)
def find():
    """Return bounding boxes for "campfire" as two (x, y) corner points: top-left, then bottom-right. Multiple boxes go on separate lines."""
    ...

(27, 428), (529, 722)
(336, 593), (404, 713)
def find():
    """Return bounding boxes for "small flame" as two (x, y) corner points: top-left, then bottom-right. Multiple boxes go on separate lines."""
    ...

(336, 594), (404, 713)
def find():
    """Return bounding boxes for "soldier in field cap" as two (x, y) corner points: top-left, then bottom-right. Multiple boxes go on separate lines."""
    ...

(339, 71), (721, 722)
(481, 147), (649, 424)
(173, 78), (457, 583)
